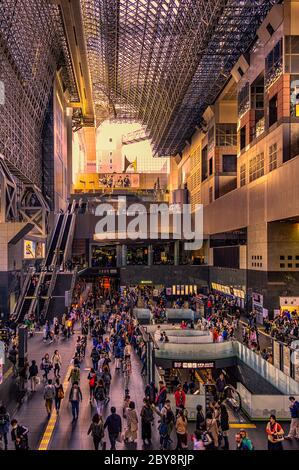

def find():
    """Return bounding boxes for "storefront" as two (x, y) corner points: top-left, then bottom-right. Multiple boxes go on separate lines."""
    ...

(211, 282), (245, 309)
(279, 296), (299, 316)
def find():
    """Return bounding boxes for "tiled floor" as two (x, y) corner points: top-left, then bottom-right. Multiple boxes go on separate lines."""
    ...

(3, 326), (299, 451)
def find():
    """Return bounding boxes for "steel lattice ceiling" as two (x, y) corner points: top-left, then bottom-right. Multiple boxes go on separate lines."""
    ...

(81, 0), (280, 156)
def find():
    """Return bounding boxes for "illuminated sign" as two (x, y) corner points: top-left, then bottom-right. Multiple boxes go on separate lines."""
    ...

(172, 361), (214, 369)
(211, 282), (244, 299)
(24, 240), (45, 259)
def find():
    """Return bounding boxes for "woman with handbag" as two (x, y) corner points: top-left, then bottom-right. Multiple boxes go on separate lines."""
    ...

(266, 414), (284, 450)
(124, 401), (138, 444)
(54, 378), (64, 414)
(175, 409), (188, 449)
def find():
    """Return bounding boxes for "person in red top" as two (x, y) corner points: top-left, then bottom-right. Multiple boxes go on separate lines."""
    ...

(174, 385), (186, 416)
(266, 414), (284, 450)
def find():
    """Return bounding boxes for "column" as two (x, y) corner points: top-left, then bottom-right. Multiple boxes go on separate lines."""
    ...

(174, 240), (180, 266)
(148, 244), (153, 266)
(121, 244), (127, 267)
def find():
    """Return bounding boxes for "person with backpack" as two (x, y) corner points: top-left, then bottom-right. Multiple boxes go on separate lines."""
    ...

(140, 398), (154, 446)
(10, 419), (29, 450)
(174, 385), (186, 416)
(8, 345), (18, 377)
(91, 346), (100, 371)
(68, 365), (80, 385)
(54, 378), (64, 414)
(28, 360), (39, 392)
(101, 365), (112, 400)
(51, 350), (62, 378)
(88, 413), (105, 450)
(145, 382), (157, 405)
(155, 400), (175, 450)
(94, 379), (106, 416)
(44, 379), (55, 418)
(88, 368), (97, 402)
(0, 405), (10, 450)
(69, 381), (83, 421)
(285, 396), (299, 440)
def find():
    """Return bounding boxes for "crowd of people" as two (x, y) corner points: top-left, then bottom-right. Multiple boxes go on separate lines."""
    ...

(0, 284), (297, 451)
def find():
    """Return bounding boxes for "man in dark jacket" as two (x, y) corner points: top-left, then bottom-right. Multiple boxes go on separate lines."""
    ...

(156, 381), (167, 411)
(10, 419), (29, 450)
(286, 396), (299, 440)
(104, 407), (122, 450)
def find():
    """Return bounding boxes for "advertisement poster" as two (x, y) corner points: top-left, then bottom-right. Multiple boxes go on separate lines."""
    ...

(24, 240), (45, 259)
(252, 292), (264, 324)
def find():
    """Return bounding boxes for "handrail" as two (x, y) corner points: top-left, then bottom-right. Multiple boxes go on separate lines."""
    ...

(28, 270), (46, 317)
(63, 212), (76, 265)
(40, 268), (58, 321)
(11, 267), (34, 320)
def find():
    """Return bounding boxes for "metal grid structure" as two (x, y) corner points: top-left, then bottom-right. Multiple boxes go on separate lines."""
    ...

(81, 0), (280, 156)
(0, 0), (79, 186)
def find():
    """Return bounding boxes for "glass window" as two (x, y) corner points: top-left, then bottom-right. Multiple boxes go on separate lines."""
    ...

(265, 39), (283, 89)
(223, 155), (237, 173)
(240, 164), (246, 187)
(216, 124), (237, 146)
(238, 82), (250, 117)
(269, 143), (278, 172)
(201, 145), (208, 182)
(249, 152), (264, 182)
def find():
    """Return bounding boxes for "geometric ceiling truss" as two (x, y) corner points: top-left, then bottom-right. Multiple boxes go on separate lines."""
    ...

(81, 0), (280, 156)
(19, 185), (50, 237)
(0, 155), (17, 223)
(0, 0), (79, 186)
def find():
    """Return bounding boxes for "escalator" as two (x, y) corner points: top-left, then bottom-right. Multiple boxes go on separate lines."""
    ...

(58, 214), (73, 265)
(45, 213), (64, 267)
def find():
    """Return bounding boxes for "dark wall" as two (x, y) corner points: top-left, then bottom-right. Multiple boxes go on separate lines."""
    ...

(213, 246), (239, 268)
(120, 265), (210, 286)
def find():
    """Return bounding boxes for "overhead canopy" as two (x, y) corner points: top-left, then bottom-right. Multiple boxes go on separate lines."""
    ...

(81, 0), (279, 156)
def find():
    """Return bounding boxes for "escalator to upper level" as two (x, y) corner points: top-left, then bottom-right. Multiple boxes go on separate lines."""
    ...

(45, 213), (64, 268)
(58, 213), (73, 266)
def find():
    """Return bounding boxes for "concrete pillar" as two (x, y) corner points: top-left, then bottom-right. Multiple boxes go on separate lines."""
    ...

(116, 245), (122, 268)
(174, 240), (180, 266)
(65, 107), (73, 201)
(148, 244), (153, 266)
(121, 244), (127, 267)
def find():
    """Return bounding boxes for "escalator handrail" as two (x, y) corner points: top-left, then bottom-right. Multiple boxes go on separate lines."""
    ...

(28, 270), (45, 317)
(11, 267), (34, 320)
(63, 213), (76, 265)
(45, 213), (64, 267)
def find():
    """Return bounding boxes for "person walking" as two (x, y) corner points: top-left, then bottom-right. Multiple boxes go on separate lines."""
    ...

(41, 353), (52, 382)
(54, 378), (64, 414)
(220, 403), (230, 449)
(175, 409), (188, 449)
(44, 379), (55, 418)
(174, 385), (186, 416)
(28, 360), (39, 392)
(10, 419), (29, 450)
(285, 396), (299, 440)
(124, 401), (138, 444)
(156, 381), (167, 411)
(94, 379), (106, 416)
(101, 365), (112, 400)
(140, 398), (154, 446)
(69, 381), (83, 421)
(91, 346), (100, 371)
(51, 350), (62, 378)
(205, 411), (219, 448)
(8, 345), (18, 377)
(0, 405), (10, 450)
(266, 414), (284, 450)
(68, 365), (80, 385)
(196, 404), (205, 431)
(88, 413), (105, 450)
(104, 407), (122, 450)
(88, 368), (97, 402)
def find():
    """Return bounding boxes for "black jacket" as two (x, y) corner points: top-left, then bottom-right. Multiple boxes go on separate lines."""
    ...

(104, 414), (122, 434)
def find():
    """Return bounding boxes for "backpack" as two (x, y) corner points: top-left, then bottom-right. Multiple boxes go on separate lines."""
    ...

(95, 387), (105, 401)
(0, 414), (8, 426)
(44, 385), (54, 400)
(57, 386), (64, 399)
(89, 376), (96, 388)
